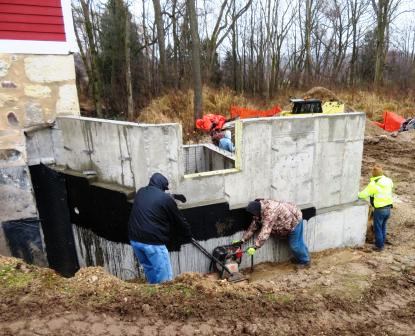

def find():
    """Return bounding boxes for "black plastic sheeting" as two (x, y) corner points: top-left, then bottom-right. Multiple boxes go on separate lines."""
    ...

(30, 164), (79, 277)
(63, 171), (252, 250)
(2, 217), (44, 265)
(30, 165), (317, 262)
(63, 170), (316, 251)
(65, 174), (131, 244)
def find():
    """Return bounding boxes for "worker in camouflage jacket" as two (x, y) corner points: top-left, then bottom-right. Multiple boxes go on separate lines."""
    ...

(239, 199), (310, 268)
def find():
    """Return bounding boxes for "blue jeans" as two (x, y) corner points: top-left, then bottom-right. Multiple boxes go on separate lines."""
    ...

(130, 241), (173, 284)
(373, 207), (391, 249)
(288, 220), (310, 264)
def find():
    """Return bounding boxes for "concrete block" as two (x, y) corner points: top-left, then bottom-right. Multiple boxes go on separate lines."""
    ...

(24, 55), (76, 83)
(56, 84), (80, 115)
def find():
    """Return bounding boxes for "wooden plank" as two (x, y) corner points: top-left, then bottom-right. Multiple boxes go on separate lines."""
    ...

(0, 0), (61, 7)
(1, 22), (65, 33)
(0, 4), (63, 16)
(0, 31), (66, 41)
(0, 13), (63, 24)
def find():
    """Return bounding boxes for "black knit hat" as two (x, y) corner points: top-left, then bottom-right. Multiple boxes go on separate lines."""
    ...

(246, 201), (261, 217)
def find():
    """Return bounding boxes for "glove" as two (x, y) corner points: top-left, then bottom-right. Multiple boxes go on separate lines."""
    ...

(173, 194), (187, 203)
(232, 239), (244, 246)
(247, 247), (256, 256)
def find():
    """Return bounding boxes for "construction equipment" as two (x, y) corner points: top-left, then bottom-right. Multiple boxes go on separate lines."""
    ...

(280, 98), (344, 116)
(191, 238), (248, 283)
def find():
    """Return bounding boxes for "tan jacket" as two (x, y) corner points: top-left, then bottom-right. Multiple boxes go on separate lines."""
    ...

(242, 200), (302, 248)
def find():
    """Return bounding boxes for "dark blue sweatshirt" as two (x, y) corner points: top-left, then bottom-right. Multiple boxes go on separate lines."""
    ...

(128, 173), (192, 245)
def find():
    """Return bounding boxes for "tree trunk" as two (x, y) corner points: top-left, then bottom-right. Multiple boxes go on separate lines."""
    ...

(374, 0), (388, 87)
(152, 0), (167, 88)
(304, 0), (313, 87)
(186, 0), (203, 121)
(79, 0), (103, 118)
(125, 9), (134, 120)
(172, 0), (179, 88)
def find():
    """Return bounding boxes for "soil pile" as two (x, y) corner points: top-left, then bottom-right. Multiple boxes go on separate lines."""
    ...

(304, 86), (339, 101)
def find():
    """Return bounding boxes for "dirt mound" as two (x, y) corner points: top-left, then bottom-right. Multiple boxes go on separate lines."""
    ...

(304, 86), (339, 101)
(395, 128), (415, 142)
(365, 119), (389, 137)
(69, 266), (129, 292)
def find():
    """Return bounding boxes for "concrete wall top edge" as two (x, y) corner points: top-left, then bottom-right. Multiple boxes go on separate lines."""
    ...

(56, 116), (180, 128)
(240, 112), (366, 124)
(57, 112), (366, 130)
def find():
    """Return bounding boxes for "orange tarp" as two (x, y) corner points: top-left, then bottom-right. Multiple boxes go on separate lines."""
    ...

(195, 114), (226, 132)
(230, 105), (282, 119)
(373, 111), (405, 132)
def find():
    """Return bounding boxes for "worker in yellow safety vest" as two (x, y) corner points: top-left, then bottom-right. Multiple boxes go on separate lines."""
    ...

(358, 166), (393, 251)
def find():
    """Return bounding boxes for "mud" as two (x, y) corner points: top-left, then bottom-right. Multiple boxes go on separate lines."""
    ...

(1, 125), (415, 335)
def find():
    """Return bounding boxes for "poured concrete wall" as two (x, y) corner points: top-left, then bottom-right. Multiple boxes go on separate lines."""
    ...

(39, 113), (368, 279)
(53, 112), (365, 210)
(0, 53), (80, 265)
(183, 144), (235, 174)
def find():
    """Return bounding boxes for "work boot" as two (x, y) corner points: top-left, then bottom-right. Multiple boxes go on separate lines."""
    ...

(372, 246), (384, 252)
(289, 257), (298, 264)
(295, 262), (311, 270)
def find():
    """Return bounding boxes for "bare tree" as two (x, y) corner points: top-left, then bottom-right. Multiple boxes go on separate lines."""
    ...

(152, 0), (167, 87)
(187, 0), (203, 120)
(73, 0), (103, 117)
(125, 5), (134, 120)
(371, 0), (403, 87)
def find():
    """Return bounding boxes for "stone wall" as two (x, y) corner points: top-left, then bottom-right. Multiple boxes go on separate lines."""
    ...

(0, 53), (80, 264)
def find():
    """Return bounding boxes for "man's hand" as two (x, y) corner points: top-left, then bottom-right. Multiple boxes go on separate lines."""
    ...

(247, 247), (256, 256)
(173, 194), (187, 203)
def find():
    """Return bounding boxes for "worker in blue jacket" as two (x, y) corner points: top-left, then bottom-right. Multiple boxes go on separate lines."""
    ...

(219, 130), (235, 152)
(128, 173), (191, 284)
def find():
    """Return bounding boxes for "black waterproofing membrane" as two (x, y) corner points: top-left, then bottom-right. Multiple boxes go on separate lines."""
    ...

(29, 164), (316, 275)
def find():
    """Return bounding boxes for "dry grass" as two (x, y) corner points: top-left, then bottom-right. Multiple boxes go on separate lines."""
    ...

(137, 87), (255, 142)
(337, 89), (415, 121)
(137, 86), (415, 142)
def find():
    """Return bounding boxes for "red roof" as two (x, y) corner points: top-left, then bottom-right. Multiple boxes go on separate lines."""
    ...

(0, 0), (66, 41)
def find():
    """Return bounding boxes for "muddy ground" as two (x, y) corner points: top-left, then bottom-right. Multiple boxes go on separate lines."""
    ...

(1, 130), (414, 336)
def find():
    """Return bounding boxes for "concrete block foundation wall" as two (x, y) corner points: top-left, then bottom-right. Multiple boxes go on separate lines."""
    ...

(0, 53), (80, 265)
